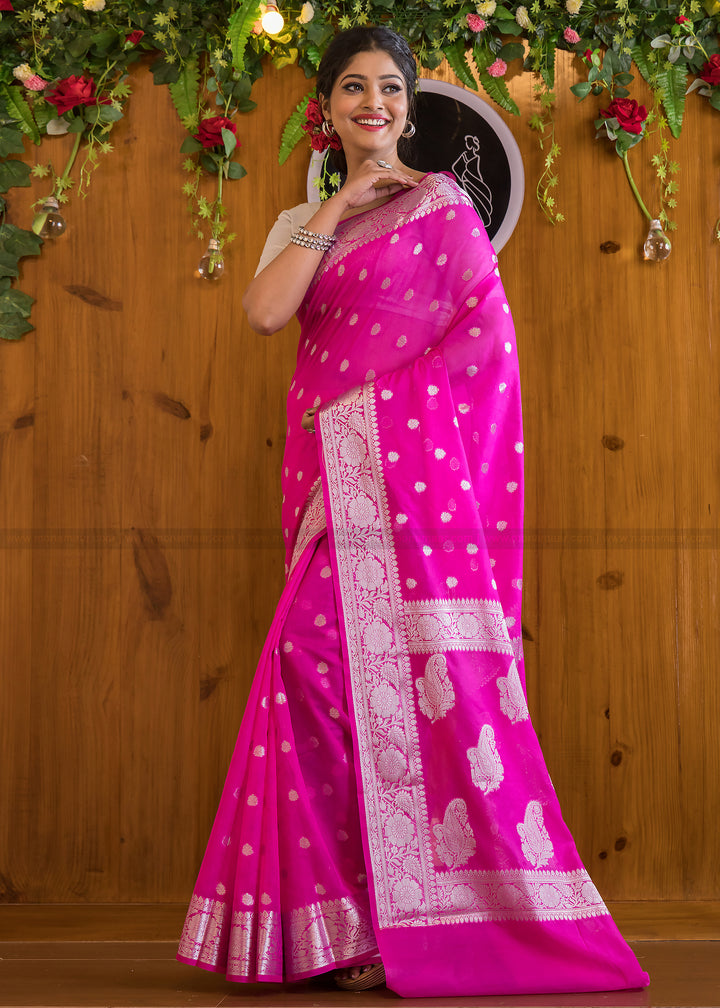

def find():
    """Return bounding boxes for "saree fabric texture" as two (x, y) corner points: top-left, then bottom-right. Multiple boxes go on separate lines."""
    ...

(178, 174), (649, 996)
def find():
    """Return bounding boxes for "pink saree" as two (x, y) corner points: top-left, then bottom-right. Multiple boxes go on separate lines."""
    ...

(177, 174), (649, 996)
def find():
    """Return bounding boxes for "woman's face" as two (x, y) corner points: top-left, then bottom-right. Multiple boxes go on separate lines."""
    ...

(321, 48), (410, 161)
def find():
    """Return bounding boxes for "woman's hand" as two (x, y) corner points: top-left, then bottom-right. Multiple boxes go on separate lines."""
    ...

(338, 159), (418, 211)
(300, 407), (318, 433)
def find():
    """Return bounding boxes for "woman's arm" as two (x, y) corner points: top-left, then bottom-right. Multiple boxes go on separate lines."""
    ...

(242, 161), (417, 336)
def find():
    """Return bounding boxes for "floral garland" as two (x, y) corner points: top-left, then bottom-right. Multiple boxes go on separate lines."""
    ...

(1, 0), (719, 338)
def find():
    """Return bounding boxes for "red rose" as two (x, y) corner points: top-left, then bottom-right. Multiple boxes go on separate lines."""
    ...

(0, 1), (15, 10)
(699, 54), (720, 86)
(194, 115), (237, 149)
(126, 29), (145, 45)
(45, 75), (109, 115)
(675, 14), (690, 22)
(600, 97), (648, 135)
(301, 97), (342, 153)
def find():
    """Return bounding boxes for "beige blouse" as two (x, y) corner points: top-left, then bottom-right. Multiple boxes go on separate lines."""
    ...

(254, 202), (320, 275)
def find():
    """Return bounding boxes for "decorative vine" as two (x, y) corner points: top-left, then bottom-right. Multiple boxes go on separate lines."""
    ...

(1, 0), (719, 338)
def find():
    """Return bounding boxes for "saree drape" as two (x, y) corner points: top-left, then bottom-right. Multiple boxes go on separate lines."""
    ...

(177, 174), (649, 996)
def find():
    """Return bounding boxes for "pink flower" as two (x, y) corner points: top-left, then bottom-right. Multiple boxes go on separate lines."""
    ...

(563, 26), (581, 44)
(25, 74), (47, 91)
(466, 13), (487, 31)
(487, 58), (507, 78)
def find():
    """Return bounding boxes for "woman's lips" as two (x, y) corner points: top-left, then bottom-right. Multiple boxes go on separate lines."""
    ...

(352, 117), (391, 131)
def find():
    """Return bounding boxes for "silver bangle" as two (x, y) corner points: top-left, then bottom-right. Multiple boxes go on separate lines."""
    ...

(290, 224), (336, 252)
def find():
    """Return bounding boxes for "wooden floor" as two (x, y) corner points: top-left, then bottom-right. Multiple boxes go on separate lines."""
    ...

(0, 941), (717, 1008)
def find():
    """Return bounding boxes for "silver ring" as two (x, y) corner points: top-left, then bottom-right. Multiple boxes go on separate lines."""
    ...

(376, 160), (393, 169)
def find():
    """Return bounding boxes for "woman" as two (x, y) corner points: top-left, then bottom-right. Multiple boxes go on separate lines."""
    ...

(177, 26), (649, 997)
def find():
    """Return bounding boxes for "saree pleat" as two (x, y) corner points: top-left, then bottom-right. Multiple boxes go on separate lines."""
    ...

(179, 174), (649, 995)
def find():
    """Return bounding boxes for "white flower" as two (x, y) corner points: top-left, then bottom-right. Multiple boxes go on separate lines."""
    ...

(515, 5), (533, 28)
(476, 0), (497, 15)
(347, 492), (377, 527)
(384, 812), (415, 847)
(13, 64), (33, 83)
(392, 877), (423, 913)
(83, 0), (106, 9)
(565, 0), (583, 12)
(297, 1), (314, 22)
(355, 556), (385, 591)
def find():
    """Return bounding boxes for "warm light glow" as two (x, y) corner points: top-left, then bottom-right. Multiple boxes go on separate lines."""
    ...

(261, 2), (284, 33)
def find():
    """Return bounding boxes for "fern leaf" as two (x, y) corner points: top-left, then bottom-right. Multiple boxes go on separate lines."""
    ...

(631, 42), (655, 86)
(656, 61), (687, 138)
(0, 85), (40, 144)
(478, 70), (520, 116)
(279, 90), (313, 166)
(444, 40), (478, 91)
(168, 59), (200, 125)
(227, 0), (262, 75)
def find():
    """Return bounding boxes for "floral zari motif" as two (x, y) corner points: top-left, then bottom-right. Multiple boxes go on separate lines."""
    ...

(318, 379), (607, 930)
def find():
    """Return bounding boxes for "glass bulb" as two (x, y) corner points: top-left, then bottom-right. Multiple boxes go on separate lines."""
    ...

(34, 196), (66, 239)
(196, 238), (225, 280)
(643, 219), (671, 262)
(261, 3), (284, 33)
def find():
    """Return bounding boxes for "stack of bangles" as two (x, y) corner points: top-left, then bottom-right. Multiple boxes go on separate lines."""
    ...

(290, 224), (336, 253)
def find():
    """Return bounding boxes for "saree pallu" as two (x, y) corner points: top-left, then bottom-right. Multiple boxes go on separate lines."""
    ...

(178, 174), (649, 996)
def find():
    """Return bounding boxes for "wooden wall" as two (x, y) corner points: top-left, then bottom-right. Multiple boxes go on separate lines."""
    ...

(1, 51), (719, 936)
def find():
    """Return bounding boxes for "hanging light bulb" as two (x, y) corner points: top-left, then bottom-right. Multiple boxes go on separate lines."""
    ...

(643, 219), (671, 262)
(261, 1), (285, 34)
(196, 238), (225, 280)
(33, 196), (66, 239)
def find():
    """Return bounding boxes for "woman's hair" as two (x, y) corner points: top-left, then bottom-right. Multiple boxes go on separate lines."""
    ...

(317, 26), (418, 173)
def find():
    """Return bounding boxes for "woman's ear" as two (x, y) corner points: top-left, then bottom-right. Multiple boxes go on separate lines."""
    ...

(319, 93), (330, 120)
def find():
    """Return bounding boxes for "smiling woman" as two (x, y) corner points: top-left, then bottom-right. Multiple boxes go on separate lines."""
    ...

(178, 24), (649, 1001)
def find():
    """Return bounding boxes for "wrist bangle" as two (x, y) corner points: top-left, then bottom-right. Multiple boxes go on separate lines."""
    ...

(290, 224), (336, 253)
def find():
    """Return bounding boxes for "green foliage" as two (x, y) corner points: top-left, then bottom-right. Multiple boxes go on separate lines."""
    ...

(228, 0), (263, 75)
(168, 58), (200, 125)
(279, 90), (314, 166)
(656, 61), (687, 137)
(444, 40), (478, 91)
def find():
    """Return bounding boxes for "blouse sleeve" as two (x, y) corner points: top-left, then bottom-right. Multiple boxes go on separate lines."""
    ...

(254, 203), (319, 275)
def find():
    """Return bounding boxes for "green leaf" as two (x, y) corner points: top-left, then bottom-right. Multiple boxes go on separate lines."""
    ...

(0, 159), (31, 194)
(478, 70), (520, 116)
(570, 81), (593, 99)
(657, 61), (687, 137)
(180, 135), (202, 153)
(710, 89), (720, 112)
(168, 58), (200, 123)
(0, 125), (25, 158)
(0, 282), (35, 340)
(221, 127), (237, 157)
(228, 0), (262, 75)
(0, 313), (34, 340)
(86, 105), (124, 124)
(278, 89), (313, 166)
(499, 42), (525, 63)
(0, 85), (41, 144)
(150, 56), (181, 86)
(226, 161), (247, 179)
(0, 250), (19, 277)
(444, 40), (478, 91)
(1, 224), (42, 259)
